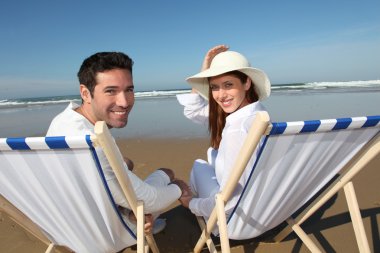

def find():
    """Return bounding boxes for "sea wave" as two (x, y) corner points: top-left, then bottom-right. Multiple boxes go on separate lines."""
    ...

(135, 89), (189, 98)
(272, 80), (380, 91)
(0, 90), (190, 109)
(1, 80), (379, 109)
(0, 99), (78, 107)
(0, 97), (81, 109)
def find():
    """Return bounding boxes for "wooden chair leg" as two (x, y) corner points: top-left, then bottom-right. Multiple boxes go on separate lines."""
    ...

(287, 218), (322, 253)
(136, 201), (145, 253)
(216, 194), (230, 253)
(145, 234), (159, 253)
(136, 200), (159, 253)
(344, 181), (371, 253)
(45, 243), (55, 253)
(195, 216), (218, 253)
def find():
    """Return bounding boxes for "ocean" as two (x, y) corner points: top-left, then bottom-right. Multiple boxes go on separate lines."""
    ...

(0, 80), (379, 138)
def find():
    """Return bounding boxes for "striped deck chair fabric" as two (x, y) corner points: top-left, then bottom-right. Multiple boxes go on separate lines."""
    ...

(195, 112), (380, 253)
(0, 121), (158, 253)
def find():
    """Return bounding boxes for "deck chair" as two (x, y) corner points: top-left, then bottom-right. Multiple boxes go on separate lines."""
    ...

(194, 111), (380, 253)
(0, 121), (159, 253)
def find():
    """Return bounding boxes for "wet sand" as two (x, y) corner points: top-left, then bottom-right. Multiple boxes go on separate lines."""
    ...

(1, 137), (379, 252)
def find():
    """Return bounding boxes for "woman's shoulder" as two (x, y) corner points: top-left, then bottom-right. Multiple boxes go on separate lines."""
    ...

(250, 101), (267, 112)
(239, 102), (268, 132)
(227, 101), (266, 121)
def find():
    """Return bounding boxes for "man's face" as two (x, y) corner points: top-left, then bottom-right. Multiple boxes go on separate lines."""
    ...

(81, 68), (135, 128)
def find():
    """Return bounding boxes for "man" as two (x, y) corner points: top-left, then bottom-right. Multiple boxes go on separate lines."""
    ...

(47, 52), (190, 233)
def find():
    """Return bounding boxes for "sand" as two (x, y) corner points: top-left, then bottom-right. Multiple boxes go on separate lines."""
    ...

(1, 137), (379, 252)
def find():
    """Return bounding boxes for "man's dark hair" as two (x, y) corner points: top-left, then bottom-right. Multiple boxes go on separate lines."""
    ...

(77, 52), (134, 96)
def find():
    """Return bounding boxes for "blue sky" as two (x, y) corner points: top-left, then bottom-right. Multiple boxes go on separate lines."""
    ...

(0, 0), (379, 99)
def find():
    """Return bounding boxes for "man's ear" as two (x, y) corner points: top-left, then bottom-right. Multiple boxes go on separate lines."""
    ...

(79, 84), (91, 103)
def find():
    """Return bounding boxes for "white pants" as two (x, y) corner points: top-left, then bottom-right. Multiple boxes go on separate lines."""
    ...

(189, 148), (220, 234)
(190, 159), (219, 199)
(190, 147), (219, 199)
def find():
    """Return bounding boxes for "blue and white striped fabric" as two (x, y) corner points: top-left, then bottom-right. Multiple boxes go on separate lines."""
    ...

(270, 115), (380, 135)
(0, 135), (136, 253)
(0, 135), (92, 150)
(226, 115), (379, 240)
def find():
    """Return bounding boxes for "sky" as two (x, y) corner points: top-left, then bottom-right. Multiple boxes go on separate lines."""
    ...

(0, 0), (379, 99)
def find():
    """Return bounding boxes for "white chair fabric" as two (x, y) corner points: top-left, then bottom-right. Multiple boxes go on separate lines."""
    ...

(0, 135), (136, 253)
(227, 119), (379, 239)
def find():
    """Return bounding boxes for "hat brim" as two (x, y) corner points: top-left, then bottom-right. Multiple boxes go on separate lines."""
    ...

(186, 66), (271, 101)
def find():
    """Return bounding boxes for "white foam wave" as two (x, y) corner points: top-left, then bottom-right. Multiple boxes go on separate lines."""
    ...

(0, 99), (80, 108)
(305, 80), (380, 88)
(135, 90), (189, 98)
(272, 80), (380, 90)
(0, 90), (190, 108)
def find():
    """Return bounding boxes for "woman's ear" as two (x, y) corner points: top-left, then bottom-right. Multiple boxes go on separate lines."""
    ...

(79, 84), (91, 104)
(244, 78), (252, 91)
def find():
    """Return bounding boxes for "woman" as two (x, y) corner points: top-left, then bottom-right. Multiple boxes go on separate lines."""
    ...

(177, 45), (271, 219)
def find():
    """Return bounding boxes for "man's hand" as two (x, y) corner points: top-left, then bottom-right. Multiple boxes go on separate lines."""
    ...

(143, 214), (153, 234)
(171, 179), (193, 208)
(123, 156), (134, 171)
(128, 212), (154, 234)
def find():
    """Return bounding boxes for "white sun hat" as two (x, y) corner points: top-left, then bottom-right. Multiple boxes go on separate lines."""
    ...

(186, 51), (271, 101)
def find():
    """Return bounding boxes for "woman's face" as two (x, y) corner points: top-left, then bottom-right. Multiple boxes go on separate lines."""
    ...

(209, 73), (251, 114)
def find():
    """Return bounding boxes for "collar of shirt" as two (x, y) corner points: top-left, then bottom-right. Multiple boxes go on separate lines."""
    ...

(68, 101), (95, 130)
(69, 101), (80, 110)
(226, 101), (262, 124)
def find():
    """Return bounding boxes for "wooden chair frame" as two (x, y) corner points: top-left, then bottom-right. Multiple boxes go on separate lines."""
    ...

(194, 112), (379, 253)
(0, 121), (160, 253)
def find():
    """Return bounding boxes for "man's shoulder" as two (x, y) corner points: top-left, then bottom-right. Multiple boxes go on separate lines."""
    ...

(47, 102), (93, 136)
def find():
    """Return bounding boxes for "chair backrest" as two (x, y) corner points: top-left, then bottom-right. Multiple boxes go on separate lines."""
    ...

(0, 134), (136, 252)
(226, 115), (380, 240)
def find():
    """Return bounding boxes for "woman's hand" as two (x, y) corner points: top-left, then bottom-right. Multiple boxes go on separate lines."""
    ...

(201, 44), (229, 71)
(191, 45), (229, 94)
(171, 179), (193, 208)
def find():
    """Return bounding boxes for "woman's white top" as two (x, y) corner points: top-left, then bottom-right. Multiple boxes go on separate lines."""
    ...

(177, 93), (267, 217)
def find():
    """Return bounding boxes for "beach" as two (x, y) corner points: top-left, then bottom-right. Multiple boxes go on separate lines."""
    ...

(1, 82), (380, 252)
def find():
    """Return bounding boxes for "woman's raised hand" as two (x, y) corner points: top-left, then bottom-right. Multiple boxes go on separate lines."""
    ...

(201, 44), (229, 71)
